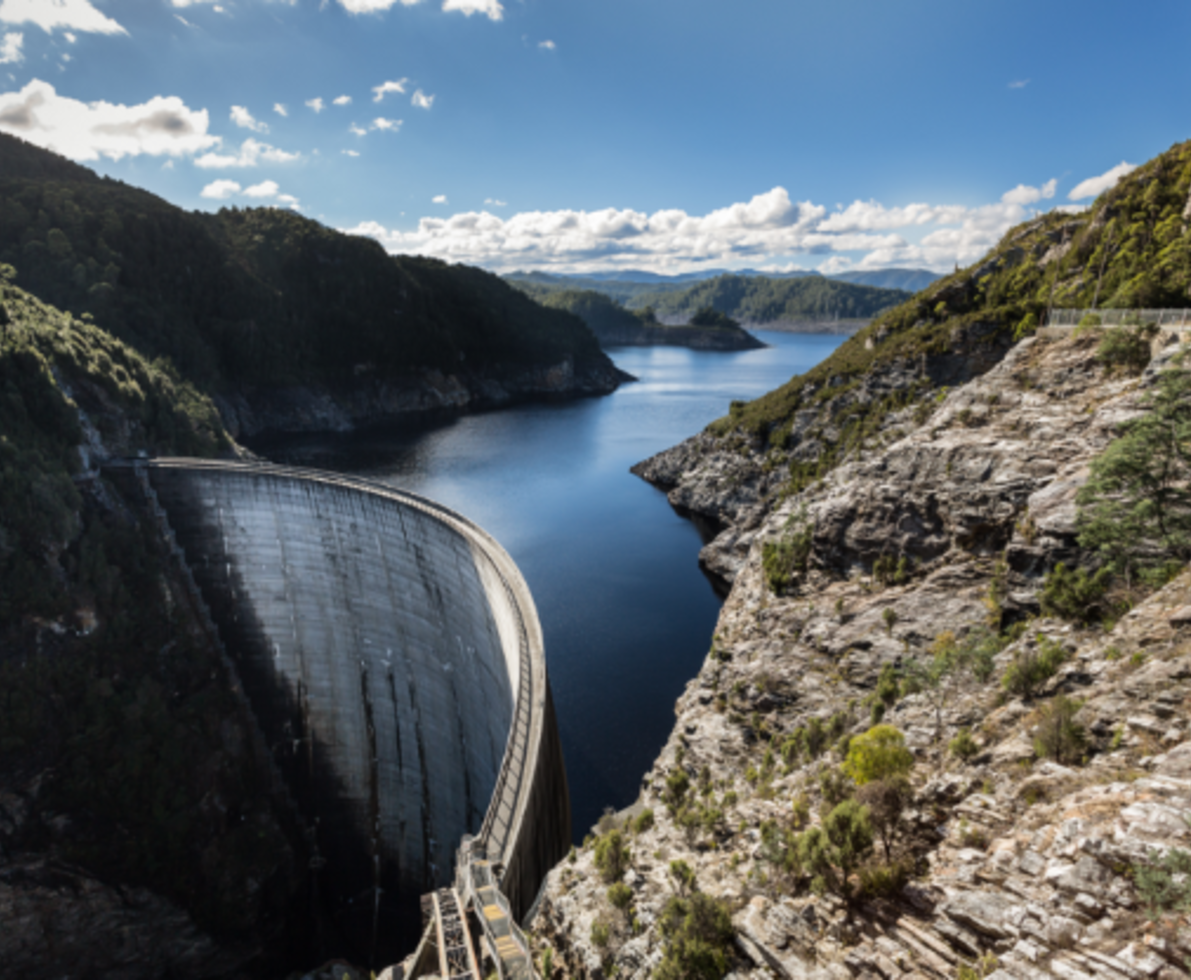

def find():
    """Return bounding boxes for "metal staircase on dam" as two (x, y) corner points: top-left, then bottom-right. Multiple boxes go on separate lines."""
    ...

(406, 841), (535, 980)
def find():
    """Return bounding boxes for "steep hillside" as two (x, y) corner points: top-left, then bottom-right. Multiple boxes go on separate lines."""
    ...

(0, 134), (625, 437)
(0, 276), (314, 977)
(634, 139), (1191, 584)
(533, 288), (764, 350)
(532, 224), (1191, 980)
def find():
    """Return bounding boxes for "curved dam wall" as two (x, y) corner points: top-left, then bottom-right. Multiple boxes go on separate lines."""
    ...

(140, 459), (570, 955)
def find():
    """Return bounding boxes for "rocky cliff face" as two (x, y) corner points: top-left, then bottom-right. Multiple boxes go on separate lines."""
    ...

(212, 356), (631, 439)
(531, 329), (1191, 980)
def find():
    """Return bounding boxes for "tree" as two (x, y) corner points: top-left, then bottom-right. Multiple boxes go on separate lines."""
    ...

(856, 776), (912, 861)
(593, 829), (631, 883)
(796, 799), (874, 897)
(655, 893), (735, 980)
(1078, 365), (1191, 585)
(843, 725), (914, 785)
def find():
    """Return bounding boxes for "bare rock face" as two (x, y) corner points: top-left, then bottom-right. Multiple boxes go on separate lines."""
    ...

(532, 332), (1191, 980)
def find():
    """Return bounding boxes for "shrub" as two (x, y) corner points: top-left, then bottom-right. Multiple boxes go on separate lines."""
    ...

(1013, 312), (1038, 342)
(949, 727), (980, 761)
(1135, 848), (1191, 918)
(1096, 325), (1153, 375)
(875, 664), (900, 707)
(870, 701), (886, 725)
(663, 769), (690, 813)
(593, 829), (631, 883)
(858, 859), (912, 899)
(805, 717), (827, 759)
(882, 607), (897, 634)
(797, 799), (874, 897)
(669, 859), (696, 896)
(655, 893), (735, 980)
(591, 918), (610, 949)
(1002, 636), (1067, 699)
(819, 766), (855, 811)
(1033, 696), (1087, 765)
(608, 881), (633, 911)
(855, 776), (911, 861)
(632, 808), (655, 834)
(843, 725), (914, 785)
(762, 518), (814, 595)
(1039, 562), (1113, 622)
(873, 555), (909, 587)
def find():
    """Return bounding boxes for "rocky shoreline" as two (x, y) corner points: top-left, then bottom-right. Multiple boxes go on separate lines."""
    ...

(212, 357), (632, 439)
(533, 329), (1191, 980)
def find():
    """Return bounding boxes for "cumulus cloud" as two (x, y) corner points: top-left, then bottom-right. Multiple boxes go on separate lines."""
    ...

(277, 193), (299, 208)
(539, 39), (555, 50)
(333, 94), (351, 105)
(273, 102), (287, 116)
(230, 105), (268, 132)
(337, 0), (420, 12)
(0, 29), (21, 63)
(372, 79), (407, 102)
(194, 136), (301, 168)
(371, 116), (401, 131)
(306, 97), (324, 113)
(1069, 161), (1137, 201)
(1000, 178), (1056, 206)
(243, 179), (279, 198)
(411, 88), (434, 110)
(0, 0), (125, 35)
(201, 178), (241, 199)
(442, 0), (502, 19)
(0, 78), (216, 161)
(432, 194), (447, 204)
(341, 180), (1064, 276)
(349, 122), (367, 135)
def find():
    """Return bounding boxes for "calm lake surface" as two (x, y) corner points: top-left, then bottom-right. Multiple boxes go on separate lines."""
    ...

(249, 330), (843, 839)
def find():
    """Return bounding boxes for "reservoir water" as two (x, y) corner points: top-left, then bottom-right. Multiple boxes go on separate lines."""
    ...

(249, 330), (843, 838)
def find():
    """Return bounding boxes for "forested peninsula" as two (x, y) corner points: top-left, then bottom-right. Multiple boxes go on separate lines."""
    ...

(0, 133), (628, 438)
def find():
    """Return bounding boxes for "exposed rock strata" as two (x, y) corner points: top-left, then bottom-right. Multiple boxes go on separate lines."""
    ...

(534, 332), (1191, 980)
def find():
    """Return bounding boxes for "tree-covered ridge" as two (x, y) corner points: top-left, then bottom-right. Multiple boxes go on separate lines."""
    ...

(0, 268), (227, 626)
(535, 288), (653, 334)
(709, 138), (1191, 452)
(0, 133), (609, 396)
(629, 273), (909, 323)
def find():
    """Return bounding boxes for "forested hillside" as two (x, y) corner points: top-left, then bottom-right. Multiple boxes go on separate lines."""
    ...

(0, 134), (612, 402)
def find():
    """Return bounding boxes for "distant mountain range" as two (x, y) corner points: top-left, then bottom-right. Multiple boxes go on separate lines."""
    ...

(506, 266), (941, 293)
(508, 269), (921, 329)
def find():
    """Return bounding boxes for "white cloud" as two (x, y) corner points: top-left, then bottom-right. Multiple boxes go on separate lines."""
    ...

(0, 0), (125, 35)
(0, 78), (216, 161)
(172, 0), (221, 6)
(273, 102), (288, 116)
(277, 193), (300, 209)
(341, 179), (1066, 276)
(201, 178), (241, 199)
(63, 30), (75, 42)
(349, 122), (367, 135)
(1008, 79), (1030, 89)
(484, 198), (506, 207)
(0, 30), (21, 63)
(372, 78), (407, 102)
(1000, 178), (1056, 206)
(371, 116), (401, 131)
(442, 0), (502, 19)
(1068, 161), (1137, 201)
(194, 136), (301, 168)
(333, 94), (351, 105)
(230, 105), (268, 132)
(306, 97), (324, 113)
(411, 88), (434, 110)
(174, 13), (193, 27)
(342, 148), (359, 156)
(538, 39), (555, 50)
(243, 179), (279, 198)
(338, 0), (421, 12)
(817, 255), (853, 275)
(432, 194), (447, 204)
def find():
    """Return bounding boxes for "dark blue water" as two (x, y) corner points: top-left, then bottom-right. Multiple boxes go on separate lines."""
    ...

(250, 331), (842, 838)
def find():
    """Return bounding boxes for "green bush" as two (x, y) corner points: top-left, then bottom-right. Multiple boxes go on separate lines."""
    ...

(632, 808), (654, 834)
(1096, 325), (1153, 374)
(1033, 696), (1087, 765)
(1135, 848), (1191, 918)
(593, 829), (631, 883)
(1002, 636), (1067, 699)
(655, 893), (735, 980)
(875, 664), (900, 707)
(843, 725), (914, 785)
(607, 881), (633, 911)
(1013, 312), (1038, 342)
(1039, 562), (1113, 622)
(663, 769), (690, 813)
(796, 799), (874, 897)
(762, 518), (814, 595)
(591, 918), (610, 949)
(949, 727), (980, 761)
(857, 859), (912, 899)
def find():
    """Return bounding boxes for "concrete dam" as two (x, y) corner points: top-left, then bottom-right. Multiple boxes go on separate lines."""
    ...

(126, 458), (571, 961)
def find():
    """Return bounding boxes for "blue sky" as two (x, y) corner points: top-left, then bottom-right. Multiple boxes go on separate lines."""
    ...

(0, 0), (1188, 276)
